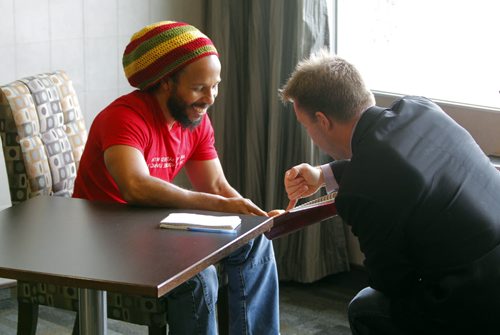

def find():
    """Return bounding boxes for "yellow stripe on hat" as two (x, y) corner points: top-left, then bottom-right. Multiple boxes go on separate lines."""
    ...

(129, 21), (176, 42)
(124, 29), (208, 78)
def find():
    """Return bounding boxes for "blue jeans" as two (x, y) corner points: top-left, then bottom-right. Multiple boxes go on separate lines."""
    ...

(166, 234), (279, 334)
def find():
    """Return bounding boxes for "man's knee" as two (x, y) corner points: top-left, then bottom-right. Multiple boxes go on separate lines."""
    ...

(190, 265), (219, 314)
(252, 234), (275, 263)
(197, 265), (219, 299)
(348, 287), (404, 335)
(348, 287), (383, 318)
(225, 234), (275, 265)
(197, 265), (219, 292)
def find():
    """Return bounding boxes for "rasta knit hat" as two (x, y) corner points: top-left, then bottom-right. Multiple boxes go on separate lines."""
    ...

(123, 21), (218, 90)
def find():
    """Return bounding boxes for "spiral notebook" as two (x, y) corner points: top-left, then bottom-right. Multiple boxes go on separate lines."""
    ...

(264, 192), (338, 240)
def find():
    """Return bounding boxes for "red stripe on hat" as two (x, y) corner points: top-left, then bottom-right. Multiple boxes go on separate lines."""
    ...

(124, 22), (188, 56)
(128, 37), (216, 89)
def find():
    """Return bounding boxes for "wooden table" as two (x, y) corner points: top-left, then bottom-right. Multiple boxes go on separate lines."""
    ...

(0, 196), (273, 334)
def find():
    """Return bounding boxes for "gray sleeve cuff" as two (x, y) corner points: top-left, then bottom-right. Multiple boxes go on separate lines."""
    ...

(320, 163), (338, 193)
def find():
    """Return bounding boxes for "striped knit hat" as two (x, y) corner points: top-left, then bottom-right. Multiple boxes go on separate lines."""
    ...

(123, 21), (218, 90)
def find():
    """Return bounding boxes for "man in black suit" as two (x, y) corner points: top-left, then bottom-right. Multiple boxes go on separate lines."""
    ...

(280, 50), (500, 334)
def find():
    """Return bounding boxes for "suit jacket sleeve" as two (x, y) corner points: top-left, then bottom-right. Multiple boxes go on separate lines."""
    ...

(328, 160), (349, 183)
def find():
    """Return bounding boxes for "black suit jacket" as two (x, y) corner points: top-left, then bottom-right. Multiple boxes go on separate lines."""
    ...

(331, 96), (500, 333)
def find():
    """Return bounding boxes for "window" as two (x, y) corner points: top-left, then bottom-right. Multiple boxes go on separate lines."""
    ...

(335, 0), (500, 155)
(336, 0), (499, 109)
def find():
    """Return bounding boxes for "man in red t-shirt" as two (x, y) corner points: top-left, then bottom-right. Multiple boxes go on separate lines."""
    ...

(73, 21), (279, 334)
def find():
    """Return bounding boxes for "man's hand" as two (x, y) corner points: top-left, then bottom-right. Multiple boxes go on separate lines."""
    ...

(221, 197), (268, 216)
(284, 163), (324, 210)
(267, 209), (285, 217)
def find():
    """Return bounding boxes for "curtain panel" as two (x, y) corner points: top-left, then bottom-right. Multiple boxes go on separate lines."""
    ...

(205, 0), (349, 282)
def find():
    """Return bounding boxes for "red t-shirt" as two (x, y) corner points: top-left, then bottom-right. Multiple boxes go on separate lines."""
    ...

(73, 90), (218, 203)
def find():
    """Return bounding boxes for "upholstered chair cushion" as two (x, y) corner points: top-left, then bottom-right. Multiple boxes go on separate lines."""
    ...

(48, 71), (87, 169)
(0, 71), (87, 204)
(0, 81), (51, 203)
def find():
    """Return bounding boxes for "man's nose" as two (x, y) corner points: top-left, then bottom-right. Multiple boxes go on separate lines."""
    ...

(203, 88), (217, 105)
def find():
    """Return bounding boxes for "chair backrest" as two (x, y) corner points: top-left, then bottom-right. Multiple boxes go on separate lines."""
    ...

(0, 71), (87, 205)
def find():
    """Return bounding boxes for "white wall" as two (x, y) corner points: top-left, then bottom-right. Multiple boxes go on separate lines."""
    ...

(0, 0), (204, 127)
(0, 137), (12, 212)
(0, 136), (13, 285)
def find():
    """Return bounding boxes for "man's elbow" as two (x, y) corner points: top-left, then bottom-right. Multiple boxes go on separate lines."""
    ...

(119, 178), (148, 205)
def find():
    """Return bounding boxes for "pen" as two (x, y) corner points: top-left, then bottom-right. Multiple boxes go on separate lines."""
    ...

(187, 227), (238, 234)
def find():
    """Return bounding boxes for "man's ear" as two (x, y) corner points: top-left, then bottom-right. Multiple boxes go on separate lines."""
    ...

(315, 111), (333, 130)
(160, 77), (174, 93)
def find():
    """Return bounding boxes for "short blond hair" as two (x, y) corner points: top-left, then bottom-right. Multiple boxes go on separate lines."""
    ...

(280, 49), (374, 122)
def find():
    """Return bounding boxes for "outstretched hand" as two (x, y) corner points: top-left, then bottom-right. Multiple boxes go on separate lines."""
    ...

(267, 209), (285, 217)
(221, 197), (268, 216)
(284, 163), (323, 209)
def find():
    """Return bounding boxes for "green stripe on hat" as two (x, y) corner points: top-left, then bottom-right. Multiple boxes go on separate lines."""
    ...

(123, 25), (196, 67)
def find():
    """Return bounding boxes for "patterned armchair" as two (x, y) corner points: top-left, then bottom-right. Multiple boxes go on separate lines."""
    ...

(0, 71), (230, 334)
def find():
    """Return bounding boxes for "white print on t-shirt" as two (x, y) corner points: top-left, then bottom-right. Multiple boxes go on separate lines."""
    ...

(148, 155), (186, 169)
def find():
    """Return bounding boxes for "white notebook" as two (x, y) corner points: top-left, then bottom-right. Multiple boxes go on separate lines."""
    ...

(160, 213), (241, 233)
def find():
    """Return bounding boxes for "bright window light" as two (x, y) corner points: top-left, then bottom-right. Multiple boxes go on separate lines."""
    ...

(336, 0), (500, 109)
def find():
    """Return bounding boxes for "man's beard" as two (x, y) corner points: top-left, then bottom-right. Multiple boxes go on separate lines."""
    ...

(167, 92), (206, 130)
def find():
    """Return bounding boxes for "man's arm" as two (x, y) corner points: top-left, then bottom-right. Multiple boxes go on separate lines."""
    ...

(104, 145), (266, 215)
(328, 160), (350, 184)
(186, 158), (273, 216)
(184, 157), (240, 198)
